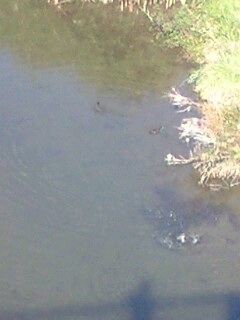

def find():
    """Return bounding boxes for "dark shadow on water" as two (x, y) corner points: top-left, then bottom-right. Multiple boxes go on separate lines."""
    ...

(227, 294), (240, 320)
(128, 281), (157, 320)
(0, 281), (240, 320)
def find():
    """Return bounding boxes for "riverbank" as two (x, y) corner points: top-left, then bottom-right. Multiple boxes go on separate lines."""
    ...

(47, 0), (240, 191)
(156, 0), (240, 190)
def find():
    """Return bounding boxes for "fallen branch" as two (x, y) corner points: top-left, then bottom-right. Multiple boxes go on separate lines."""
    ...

(168, 87), (201, 112)
(165, 153), (198, 166)
(178, 117), (215, 146)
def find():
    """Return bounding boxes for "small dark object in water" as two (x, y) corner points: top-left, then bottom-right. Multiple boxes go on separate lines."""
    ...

(149, 126), (164, 135)
(93, 101), (106, 114)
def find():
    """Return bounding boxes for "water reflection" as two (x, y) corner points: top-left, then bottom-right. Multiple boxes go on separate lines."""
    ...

(1, 281), (240, 320)
(0, 0), (187, 93)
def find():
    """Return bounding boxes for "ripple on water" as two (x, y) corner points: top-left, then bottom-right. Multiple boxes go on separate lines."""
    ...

(143, 193), (240, 252)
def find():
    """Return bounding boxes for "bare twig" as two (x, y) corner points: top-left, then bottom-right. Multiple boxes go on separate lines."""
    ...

(168, 87), (201, 112)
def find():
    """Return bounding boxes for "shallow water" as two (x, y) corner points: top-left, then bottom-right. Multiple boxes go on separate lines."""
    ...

(0, 3), (240, 320)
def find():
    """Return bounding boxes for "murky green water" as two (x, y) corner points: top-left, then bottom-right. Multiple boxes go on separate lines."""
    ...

(0, 2), (240, 320)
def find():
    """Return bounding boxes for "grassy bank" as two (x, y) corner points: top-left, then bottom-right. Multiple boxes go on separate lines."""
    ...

(154, 0), (240, 190)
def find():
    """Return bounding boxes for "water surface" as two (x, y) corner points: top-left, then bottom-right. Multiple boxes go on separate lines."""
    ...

(0, 2), (240, 320)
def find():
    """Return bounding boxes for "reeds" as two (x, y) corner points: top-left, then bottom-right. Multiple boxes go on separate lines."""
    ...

(47, 0), (187, 13)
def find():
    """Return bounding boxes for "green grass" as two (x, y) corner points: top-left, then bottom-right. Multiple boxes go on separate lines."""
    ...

(158, 0), (240, 107)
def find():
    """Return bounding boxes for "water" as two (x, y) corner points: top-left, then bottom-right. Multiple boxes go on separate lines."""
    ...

(0, 2), (240, 320)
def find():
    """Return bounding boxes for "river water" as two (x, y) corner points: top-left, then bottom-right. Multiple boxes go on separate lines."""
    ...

(0, 2), (240, 320)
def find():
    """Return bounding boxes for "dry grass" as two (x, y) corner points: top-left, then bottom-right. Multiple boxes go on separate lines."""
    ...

(166, 89), (240, 191)
(200, 104), (224, 137)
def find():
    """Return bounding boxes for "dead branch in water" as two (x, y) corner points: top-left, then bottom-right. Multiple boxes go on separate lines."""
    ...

(165, 153), (198, 165)
(168, 87), (201, 112)
(166, 87), (240, 191)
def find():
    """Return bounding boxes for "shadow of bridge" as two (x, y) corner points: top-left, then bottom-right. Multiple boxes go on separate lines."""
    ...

(0, 281), (240, 320)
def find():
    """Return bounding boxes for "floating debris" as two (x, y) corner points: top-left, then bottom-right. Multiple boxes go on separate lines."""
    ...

(155, 232), (201, 250)
(176, 232), (186, 244)
(149, 126), (164, 135)
(144, 205), (205, 251)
